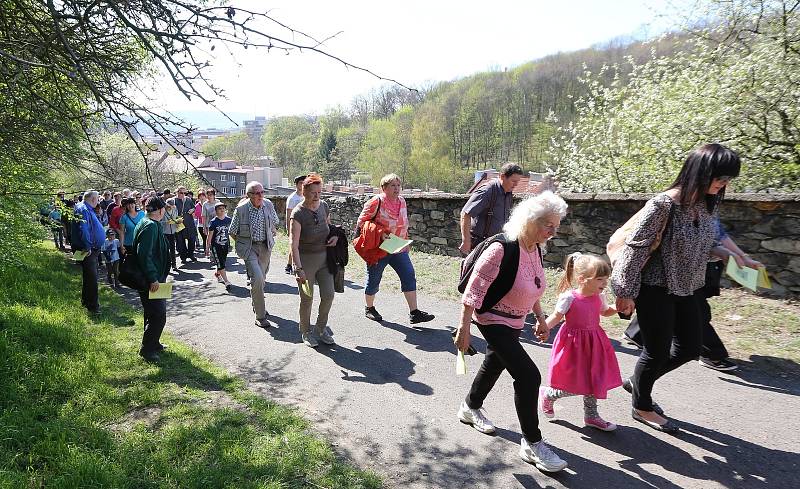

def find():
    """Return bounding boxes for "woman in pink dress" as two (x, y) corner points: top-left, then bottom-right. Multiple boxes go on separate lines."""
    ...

(539, 253), (623, 431)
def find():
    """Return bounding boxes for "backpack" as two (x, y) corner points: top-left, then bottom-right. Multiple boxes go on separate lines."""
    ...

(458, 234), (540, 314)
(606, 196), (674, 267)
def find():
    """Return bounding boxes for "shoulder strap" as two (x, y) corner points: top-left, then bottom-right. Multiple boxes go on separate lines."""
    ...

(371, 196), (381, 222)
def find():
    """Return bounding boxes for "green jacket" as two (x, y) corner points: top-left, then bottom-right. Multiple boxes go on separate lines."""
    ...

(133, 217), (170, 285)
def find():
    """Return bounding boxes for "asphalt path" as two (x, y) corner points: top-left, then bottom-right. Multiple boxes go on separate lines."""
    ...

(145, 254), (799, 489)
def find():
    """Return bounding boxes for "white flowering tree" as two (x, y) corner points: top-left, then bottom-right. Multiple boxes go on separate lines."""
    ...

(549, 0), (800, 193)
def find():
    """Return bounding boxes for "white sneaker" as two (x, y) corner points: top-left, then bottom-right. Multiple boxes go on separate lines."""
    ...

(318, 330), (335, 345)
(301, 333), (318, 348)
(457, 401), (496, 434)
(519, 438), (568, 472)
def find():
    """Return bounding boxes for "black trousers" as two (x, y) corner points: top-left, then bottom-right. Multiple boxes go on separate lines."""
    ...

(630, 285), (702, 411)
(466, 323), (543, 443)
(175, 229), (196, 261)
(625, 262), (728, 361)
(165, 233), (177, 268)
(198, 227), (207, 250)
(138, 290), (167, 354)
(81, 250), (100, 311)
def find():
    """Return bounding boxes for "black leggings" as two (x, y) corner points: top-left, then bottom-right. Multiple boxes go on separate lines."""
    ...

(631, 284), (702, 411)
(466, 323), (543, 443)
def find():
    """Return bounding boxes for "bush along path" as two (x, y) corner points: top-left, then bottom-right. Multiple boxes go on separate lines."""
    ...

(0, 244), (380, 488)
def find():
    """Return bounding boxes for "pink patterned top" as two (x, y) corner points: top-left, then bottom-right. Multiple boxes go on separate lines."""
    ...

(357, 194), (409, 239)
(462, 241), (547, 329)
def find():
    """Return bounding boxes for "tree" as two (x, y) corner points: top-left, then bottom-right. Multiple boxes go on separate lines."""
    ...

(201, 132), (262, 166)
(549, 0), (800, 192)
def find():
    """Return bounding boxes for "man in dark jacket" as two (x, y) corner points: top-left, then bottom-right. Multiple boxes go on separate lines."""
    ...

(71, 190), (106, 314)
(134, 196), (171, 362)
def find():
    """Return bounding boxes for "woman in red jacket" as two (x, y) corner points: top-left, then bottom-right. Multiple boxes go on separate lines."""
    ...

(356, 174), (434, 325)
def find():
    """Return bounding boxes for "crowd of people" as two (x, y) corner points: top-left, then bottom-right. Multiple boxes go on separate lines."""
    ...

(46, 143), (753, 473)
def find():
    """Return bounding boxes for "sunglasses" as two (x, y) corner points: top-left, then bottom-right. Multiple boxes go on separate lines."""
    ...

(249, 190), (265, 196)
(714, 175), (735, 183)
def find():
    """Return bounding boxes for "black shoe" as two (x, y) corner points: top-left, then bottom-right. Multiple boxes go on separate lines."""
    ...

(410, 309), (435, 324)
(622, 378), (664, 415)
(189, 257), (197, 263)
(698, 357), (738, 371)
(285, 264), (293, 274)
(632, 409), (679, 434)
(139, 349), (161, 362)
(87, 307), (100, 316)
(621, 333), (643, 349)
(365, 306), (383, 322)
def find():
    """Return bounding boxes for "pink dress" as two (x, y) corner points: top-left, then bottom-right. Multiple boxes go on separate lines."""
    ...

(547, 290), (622, 398)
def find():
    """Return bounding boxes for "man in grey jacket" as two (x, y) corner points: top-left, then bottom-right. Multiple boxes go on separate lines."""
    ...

(230, 181), (279, 328)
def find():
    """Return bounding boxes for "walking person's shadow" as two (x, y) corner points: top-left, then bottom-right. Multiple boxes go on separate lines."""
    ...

(317, 344), (434, 395)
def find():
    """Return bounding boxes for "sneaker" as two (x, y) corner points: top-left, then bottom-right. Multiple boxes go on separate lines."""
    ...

(302, 333), (318, 348)
(284, 264), (293, 274)
(409, 309), (435, 324)
(255, 318), (271, 329)
(519, 438), (568, 472)
(539, 386), (555, 418)
(318, 330), (335, 345)
(365, 306), (383, 322)
(225, 282), (231, 292)
(457, 401), (495, 434)
(698, 357), (738, 371)
(584, 416), (617, 431)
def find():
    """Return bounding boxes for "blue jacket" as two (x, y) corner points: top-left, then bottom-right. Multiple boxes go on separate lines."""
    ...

(71, 201), (106, 251)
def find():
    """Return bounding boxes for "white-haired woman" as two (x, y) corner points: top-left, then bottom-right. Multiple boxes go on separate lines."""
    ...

(357, 173), (434, 324)
(454, 191), (569, 473)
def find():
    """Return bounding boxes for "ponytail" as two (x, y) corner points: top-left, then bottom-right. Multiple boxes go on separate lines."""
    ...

(558, 252), (582, 293)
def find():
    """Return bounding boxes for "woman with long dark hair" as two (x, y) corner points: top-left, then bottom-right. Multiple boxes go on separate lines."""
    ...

(612, 143), (741, 433)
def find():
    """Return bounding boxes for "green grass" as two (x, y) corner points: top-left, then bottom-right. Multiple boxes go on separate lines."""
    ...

(0, 244), (380, 488)
(280, 232), (800, 369)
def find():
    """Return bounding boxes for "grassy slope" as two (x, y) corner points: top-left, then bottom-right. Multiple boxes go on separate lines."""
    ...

(0, 245), (380, 488)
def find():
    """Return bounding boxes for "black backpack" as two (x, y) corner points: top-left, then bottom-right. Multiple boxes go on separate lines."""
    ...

(458, 233), (533, 314)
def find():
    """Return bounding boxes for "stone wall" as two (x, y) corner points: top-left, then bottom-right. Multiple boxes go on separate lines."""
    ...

(262, 193), (800, 296)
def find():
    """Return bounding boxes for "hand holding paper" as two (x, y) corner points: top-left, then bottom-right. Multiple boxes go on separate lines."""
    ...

(726, 259), (771, 292)
(73, 250), (89, 261)
(379, 233), (413, 254)
(148, 282), (173, 299)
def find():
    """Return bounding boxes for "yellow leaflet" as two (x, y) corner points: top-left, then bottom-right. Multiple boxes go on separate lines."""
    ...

(148, 282), (173, 299)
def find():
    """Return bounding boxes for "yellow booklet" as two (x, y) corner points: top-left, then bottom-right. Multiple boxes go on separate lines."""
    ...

(456, 350), (467, 375)
(73, 250), (89, 261)
(148, 282), (173, 299)
(726, 260), (771, 292)
(379, 233), (413, 254)
(299, 280), (313, 297)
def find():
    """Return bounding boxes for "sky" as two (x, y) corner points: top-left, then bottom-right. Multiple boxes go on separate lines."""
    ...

(150, 0), (681, 127)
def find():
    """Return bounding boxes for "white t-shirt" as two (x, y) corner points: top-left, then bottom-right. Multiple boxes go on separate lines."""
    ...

(286, 191), (303, 211)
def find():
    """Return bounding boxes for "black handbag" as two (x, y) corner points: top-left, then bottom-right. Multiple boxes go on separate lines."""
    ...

(119, 250), (148, 290)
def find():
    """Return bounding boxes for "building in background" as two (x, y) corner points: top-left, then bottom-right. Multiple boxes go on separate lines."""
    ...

(196, 158), (282, 197)
(242, 116), (268, 139)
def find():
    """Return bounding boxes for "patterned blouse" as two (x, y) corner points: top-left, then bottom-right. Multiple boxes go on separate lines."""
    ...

(611, 193), (717, 298)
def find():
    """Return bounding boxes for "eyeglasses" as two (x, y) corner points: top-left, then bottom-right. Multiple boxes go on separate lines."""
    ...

(539, 223), (559, 233)
(249, 190), (265, 196)
(714, 175), (735, 183)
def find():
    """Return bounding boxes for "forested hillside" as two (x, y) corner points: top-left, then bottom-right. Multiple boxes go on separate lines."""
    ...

(203, 0), (799, 194)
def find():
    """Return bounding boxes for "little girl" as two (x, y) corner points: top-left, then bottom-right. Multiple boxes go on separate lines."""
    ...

(537, 252), (622, 431)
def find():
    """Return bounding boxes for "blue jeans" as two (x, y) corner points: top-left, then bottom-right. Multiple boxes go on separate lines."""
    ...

(365, 251), (416, 295)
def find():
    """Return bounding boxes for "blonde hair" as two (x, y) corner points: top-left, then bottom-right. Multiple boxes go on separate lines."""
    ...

(502, 191), (568, 241)
(380, 173), (402, 188)
(557, 252), (612, 293)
